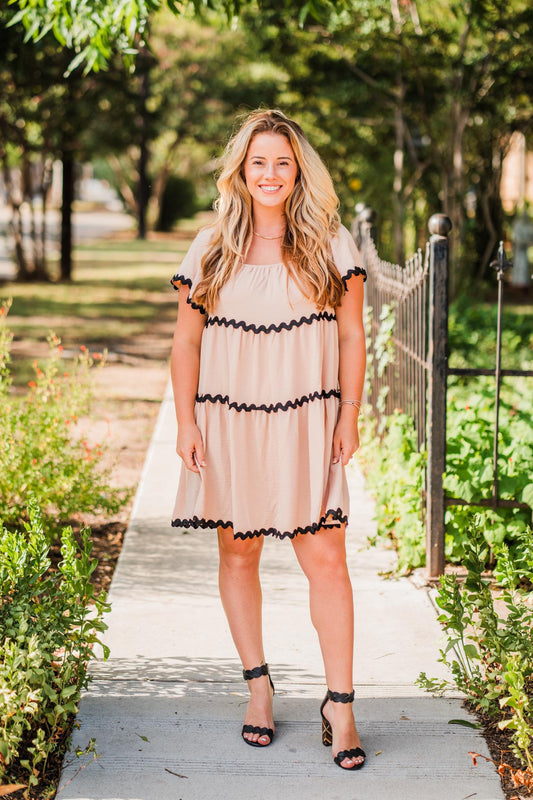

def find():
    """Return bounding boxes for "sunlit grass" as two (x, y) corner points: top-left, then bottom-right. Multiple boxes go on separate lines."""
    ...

(0, 225), (200, 386)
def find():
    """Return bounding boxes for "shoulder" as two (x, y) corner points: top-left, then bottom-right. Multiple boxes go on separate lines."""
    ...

(330, 224), (366, 284)
(171, 225), (217, 292)
(330, 223), (359, 259)
(189, 224), (217, 254)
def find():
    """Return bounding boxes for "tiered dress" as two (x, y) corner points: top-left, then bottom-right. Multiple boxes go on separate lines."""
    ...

(170, 224), (366, 540)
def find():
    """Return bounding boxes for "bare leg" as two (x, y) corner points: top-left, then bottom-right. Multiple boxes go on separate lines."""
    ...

(291, 525), (363, 768)
(217, 527), (274, 745)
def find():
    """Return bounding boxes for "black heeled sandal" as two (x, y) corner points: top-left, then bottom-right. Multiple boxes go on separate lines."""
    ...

(241, 663), (275, 748)
(320, 689), (366, 770)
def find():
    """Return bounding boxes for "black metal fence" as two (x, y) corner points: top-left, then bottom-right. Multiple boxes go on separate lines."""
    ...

(357, 209), (533, 577)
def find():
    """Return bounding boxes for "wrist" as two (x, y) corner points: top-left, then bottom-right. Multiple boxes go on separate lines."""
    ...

(177, 415), (197, 429)
(339, 404), (360, 419)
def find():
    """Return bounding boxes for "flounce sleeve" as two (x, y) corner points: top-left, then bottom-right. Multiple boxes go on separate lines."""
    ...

(331, 224), (367, 289)
(170, 227), (213, 314)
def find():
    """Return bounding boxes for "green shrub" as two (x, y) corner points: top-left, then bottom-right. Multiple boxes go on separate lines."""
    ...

(444, 384), (533, 559)
(156, 175), (197, 232)
(359, 410), (426, 572)
(418, 521), (533, 771)
(0, 301), (126, 537)
(359, 297), (533, 574)
(0, 503), (110, 791)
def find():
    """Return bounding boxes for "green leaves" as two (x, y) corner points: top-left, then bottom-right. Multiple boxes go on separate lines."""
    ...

(0, 309), (128, 539)
(0, 503), (111, 787)
(419, 523), (533, 772)
(6, 0), (344, 73)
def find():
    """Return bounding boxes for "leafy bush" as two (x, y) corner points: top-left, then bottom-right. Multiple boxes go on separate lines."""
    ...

(0, 301), (126, 537)
(359, 296), (533, 573)
(156, 175), (197, 232)
(448, 297), (533, 373)
(0, 503), (110, 791)
(359, 410), (426, 572)
(418, 521), (533, 772)
(445, 384), (533, 559)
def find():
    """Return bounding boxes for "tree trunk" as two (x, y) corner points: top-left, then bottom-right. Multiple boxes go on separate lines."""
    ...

(40, 157), (53, 279)
(61, 150), (74, 281)
(1, 162), (30, 281)
(137, 55), (151, 239)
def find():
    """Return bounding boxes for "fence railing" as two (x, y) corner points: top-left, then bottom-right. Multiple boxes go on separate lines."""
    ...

(357, 208), (533, 577)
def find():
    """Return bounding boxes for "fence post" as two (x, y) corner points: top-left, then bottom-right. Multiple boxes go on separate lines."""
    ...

(426, 213), (452, 578)
(356, 205), (377, 251)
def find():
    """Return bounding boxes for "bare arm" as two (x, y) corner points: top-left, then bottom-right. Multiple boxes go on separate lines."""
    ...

(332, 277), (366, 465)
(170, 284), (206, 473)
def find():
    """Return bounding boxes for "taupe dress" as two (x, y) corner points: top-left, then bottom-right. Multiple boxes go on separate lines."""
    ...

(170, 224), (366, 540)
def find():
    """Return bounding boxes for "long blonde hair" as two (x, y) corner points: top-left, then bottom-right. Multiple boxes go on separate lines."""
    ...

(193, 109), (344, 313)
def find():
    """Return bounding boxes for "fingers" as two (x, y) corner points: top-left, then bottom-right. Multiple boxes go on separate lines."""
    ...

(332, 436), (342, 464)
(177, 431), (207, 473)
(194, 438), (207, 468)
(341, 446), (353, 466)
(333, 439), (356, 466)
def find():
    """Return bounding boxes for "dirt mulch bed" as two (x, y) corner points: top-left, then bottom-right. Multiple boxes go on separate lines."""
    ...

(467, 701), (533, 799)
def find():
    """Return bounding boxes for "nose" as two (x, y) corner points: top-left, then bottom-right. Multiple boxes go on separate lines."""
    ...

(264, 162), (276, 178)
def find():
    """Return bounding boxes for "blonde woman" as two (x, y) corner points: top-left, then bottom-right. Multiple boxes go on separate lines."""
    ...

(170, 109), (366, 771)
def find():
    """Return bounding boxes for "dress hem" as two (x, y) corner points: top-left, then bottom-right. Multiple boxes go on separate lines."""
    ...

(171, 507), (348, 540)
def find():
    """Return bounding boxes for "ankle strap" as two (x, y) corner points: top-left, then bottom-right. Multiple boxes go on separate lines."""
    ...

(243, 663), (270, 681)
(327, 689), (354, 703)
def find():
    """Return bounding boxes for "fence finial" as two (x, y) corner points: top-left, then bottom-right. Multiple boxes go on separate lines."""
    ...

(428, 214), (452, 238)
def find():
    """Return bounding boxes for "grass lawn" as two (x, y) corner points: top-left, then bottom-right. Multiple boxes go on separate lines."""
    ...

(0, 220), (206, 387)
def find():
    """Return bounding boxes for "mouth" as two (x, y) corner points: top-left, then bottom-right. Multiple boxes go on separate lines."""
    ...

(259, 185), (282, 194)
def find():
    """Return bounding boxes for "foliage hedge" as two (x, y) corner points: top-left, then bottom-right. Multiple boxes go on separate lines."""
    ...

(0, 300), (126, 538)
(0, 505), (109, 793)
(0, 301), (126, 795)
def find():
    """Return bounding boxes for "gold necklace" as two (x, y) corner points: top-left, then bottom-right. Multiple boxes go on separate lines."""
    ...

(253, 230), (285, 240)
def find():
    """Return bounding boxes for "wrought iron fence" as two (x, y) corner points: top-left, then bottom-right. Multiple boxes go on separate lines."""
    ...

(360, 217), (430, 448)
(356, 208), (533, 577)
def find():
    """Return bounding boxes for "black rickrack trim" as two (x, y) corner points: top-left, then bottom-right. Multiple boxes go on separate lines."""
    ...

(170, 273), (206, 314)
(196, 388), (340, 413)
(342, 266), (367, 289)
(204, 311), (336, 334)
(171, 508), (348, 540)
(170, 273), (191, 290)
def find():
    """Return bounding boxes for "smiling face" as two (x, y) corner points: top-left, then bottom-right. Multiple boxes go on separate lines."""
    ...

(243, 132), (299, 213)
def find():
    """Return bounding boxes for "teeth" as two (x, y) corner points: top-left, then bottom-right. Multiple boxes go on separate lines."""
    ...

(261, 186), (280, 193)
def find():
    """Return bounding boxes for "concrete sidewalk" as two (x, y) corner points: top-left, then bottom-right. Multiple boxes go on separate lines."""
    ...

(59, 384), (504, 800)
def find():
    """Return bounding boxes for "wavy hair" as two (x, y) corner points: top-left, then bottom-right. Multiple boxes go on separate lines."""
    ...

(192, 109), (344, 313)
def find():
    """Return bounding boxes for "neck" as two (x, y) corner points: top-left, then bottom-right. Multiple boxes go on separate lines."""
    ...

(252, 208), (286, 235)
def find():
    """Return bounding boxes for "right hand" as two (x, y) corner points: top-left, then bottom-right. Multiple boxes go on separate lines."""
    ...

(177, 423), (206, 473)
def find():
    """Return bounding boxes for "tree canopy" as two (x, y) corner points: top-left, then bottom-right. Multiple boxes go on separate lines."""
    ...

(7, 0), (346, 73)
(2, 0), (532, 287)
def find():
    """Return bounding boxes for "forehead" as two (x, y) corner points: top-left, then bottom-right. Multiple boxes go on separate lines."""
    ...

(246, 132), (295, 159)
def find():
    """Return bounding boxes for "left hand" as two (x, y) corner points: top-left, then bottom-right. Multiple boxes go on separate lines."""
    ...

(332, 409), (360, 465)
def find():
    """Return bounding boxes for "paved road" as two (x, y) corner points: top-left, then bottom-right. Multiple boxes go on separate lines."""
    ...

(59, 382), (504, 800)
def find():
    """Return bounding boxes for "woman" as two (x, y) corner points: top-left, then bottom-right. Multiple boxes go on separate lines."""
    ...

(170, 109), (366, 771)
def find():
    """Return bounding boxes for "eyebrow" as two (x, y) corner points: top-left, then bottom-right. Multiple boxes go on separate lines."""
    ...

(248, 154), (295, 161)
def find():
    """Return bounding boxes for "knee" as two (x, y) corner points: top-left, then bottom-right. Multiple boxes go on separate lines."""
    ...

(218, 533), (262, 574)
(303, 544), (349, 584)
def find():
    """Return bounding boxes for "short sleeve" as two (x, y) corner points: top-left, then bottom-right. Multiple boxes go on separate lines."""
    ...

(170, 227), (213, 313)
(331, 224), (367, 289)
